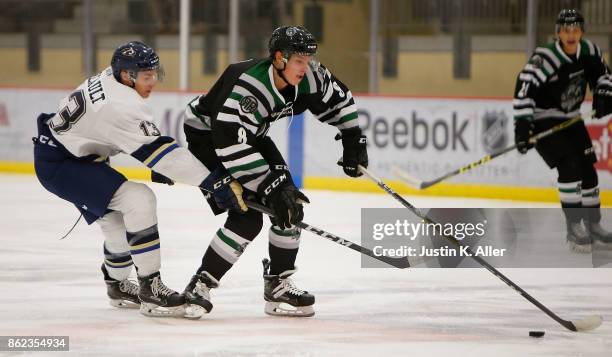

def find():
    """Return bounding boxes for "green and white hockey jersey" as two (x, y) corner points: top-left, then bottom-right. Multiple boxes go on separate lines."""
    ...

(513, 39), (610, 122)
(185, 58), (361, 192)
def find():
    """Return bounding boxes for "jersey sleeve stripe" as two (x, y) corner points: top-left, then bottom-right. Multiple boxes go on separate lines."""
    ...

(217, 111), (259, 134)
(226, 159), (268, 175)
(240, 74), (275, 111)
(131, 136), (177, 166)
(322, 82), (334, 103)
(535, 47), (561, 69)
(524, 65), (547, 83)
(234, 171), (269, 191)
(144, 142), (179, 168)
(224, 98), (262, 124)
(217, 146), (258, 162)
(513, 108), (534, 117)
(233, 84), (270, 117)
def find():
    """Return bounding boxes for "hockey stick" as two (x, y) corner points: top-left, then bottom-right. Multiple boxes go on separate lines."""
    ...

(359, 165), (603, 332)
(393, 114), (586, 189)
(245, 200), (411, 269)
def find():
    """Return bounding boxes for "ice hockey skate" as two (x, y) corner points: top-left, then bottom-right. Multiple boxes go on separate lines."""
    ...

(184, 271), (218, 318)
(589, 222), (612, 250)
(262, 259), (314, 317)
(101, 264), (140, 309)
(137, 272), (195, 318)
(567, 221), (592, 253)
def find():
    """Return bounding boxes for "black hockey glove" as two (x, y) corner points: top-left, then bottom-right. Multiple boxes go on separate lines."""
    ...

(593, 74), (612, 119)
(200, 167), (247, 212)
(151, 171), (174, 185)
(257, 171), (310, 229)
(338, 130), (368, 177)
(514, 119), (534, 154)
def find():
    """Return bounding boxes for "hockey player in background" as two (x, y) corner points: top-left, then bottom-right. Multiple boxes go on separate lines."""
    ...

(513, 9), (612, 253)
(167, 26), (368, 317)
(33, 41), (245, 319)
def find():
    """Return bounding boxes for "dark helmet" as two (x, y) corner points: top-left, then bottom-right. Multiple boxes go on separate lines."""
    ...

(111, 41), (164, 83)
(555, 9), (585, 33)
(268, 26), (317, 60)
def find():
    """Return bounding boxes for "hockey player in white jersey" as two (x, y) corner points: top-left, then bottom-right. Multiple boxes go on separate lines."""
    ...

(33, 41), (246, 319)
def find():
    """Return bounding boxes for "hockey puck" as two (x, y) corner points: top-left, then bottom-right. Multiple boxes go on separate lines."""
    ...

(529, 331), (545, 338)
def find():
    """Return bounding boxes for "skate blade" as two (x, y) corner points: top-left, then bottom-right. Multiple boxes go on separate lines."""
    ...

(109, 299), (140, 309)
(139, 302), (192, 319)
(184, 304), (208, 320)
(265, 302), (314, 317)
(568, 241), (592, 254)
(593, 239), (612, 250)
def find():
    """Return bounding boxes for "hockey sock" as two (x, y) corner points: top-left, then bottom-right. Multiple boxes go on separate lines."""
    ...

(268, 225), (301, 275)
(581, 162), (601, 223)
(107, 181), (161, 277)
(103, 243), (133, 281)
(197, 210), (263, 281)
(98, 211), (133, 281)
(557, 157), (583, 224)
(127, 224), (161, 277)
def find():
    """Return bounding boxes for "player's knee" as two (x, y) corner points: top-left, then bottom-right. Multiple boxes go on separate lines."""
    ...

(225, 209), (263, 241)
(113, 181), (157, 216)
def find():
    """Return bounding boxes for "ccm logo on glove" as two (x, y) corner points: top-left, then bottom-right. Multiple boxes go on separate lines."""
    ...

(264, 173), (287, 195)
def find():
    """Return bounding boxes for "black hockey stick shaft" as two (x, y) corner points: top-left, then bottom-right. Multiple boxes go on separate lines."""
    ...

(360, 166), (594, 332)
(414, 114), (584, 189)
(245, 201), (410, 269)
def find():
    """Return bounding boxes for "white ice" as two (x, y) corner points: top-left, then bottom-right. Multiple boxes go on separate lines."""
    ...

(0, 174), (610, 356)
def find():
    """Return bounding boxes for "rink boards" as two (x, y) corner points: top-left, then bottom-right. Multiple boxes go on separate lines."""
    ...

(0, 87), (610, 205)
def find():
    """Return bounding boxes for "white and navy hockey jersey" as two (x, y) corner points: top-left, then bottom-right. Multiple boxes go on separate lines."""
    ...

(47, 66), (210, 186)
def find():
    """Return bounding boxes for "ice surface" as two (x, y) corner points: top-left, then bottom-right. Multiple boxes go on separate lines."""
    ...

(0, 174), (610, 356)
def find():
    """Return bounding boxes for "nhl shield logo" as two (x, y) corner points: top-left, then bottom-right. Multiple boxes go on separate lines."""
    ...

(481, 111), (508, 154)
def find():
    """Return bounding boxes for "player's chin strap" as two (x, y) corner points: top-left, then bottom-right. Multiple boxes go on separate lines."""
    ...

(273, 58), (291, 86)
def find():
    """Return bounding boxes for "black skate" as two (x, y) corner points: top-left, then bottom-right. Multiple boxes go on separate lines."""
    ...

(138, 272), (192, 318)
(101, 264), (140, 309)
(184, 271), (218, 318)
(262, 259), (315, 317)
(567, 221), (592, 253)
(589, 222), (612, 250)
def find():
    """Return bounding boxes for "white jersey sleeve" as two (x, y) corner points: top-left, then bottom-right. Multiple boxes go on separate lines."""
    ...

(49, 67), (210, 187)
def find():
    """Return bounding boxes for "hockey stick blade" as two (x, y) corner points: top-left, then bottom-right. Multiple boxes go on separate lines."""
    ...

(358, 165), (604, 332)
(391, 166), (425, 189)
(245, 201), (411, 269)
(569, 315), (603, 332)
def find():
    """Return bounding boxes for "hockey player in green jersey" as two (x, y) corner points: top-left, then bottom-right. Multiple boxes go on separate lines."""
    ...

(513, 9), (612, 253)
(171, 26), (368, 316)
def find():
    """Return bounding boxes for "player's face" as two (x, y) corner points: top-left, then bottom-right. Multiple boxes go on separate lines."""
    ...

(283, 54), (311, 86)
(134, 70), (159, 98)
(558, 25), (583, 55)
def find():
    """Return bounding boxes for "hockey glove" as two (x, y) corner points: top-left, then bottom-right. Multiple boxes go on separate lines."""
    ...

(151, 171), (174, 185)
(257, 170), (310, 229)
(201, 167), (247, 212)
(593, 74), (612, 120)
(514, 119), (535, 154)
(338, 130), (368, 177)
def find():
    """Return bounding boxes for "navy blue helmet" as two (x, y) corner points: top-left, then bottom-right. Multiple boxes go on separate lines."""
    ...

(111, 41), (164, 83)
(556, 9), (585, 33)
(268, 26), (318, 60)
